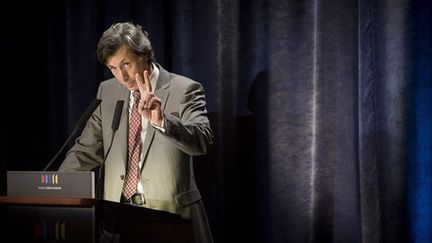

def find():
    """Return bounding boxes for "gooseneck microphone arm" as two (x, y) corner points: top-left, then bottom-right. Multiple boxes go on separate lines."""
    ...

(43, 98), (102, 171)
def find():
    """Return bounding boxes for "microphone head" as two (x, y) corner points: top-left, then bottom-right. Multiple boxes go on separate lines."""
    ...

(111, 100), (124, 130)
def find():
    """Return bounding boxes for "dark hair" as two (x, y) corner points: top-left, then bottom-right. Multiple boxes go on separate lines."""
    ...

(96, 22), (155, 65)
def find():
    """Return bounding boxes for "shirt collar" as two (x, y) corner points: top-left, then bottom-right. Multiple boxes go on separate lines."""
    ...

(149, 63), (159, 91)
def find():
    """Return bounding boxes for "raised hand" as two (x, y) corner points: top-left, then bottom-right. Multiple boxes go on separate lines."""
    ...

(135, 70), (163, 127)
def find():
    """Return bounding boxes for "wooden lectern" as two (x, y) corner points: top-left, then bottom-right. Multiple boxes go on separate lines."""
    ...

(2, 171), (193, 242)
(0, 196), (192, 242)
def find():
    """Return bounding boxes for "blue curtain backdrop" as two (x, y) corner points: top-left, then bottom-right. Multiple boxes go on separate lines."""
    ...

(1, 0), (431, 242)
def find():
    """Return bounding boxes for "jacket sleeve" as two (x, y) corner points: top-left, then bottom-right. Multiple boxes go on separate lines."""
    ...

(163, 81), (214, 156)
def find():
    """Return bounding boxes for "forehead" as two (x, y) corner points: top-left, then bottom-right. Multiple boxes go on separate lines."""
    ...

(106, 45), (135, 67)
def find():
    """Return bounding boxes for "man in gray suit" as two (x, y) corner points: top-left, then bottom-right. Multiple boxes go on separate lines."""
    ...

(59, 22), (214, 243)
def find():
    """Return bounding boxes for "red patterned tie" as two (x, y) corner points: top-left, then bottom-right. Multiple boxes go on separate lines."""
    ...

(122, 91), (142, 199)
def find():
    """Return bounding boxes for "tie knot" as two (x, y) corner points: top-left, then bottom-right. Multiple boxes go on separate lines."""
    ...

(133, 91), (140, 101)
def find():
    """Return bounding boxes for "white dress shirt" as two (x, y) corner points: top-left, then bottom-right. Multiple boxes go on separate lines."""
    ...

(127, 63), (161, 194)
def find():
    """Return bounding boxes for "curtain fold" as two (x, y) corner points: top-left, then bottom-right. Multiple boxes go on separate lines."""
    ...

(408, 1), (432, 243)
(358, 0), (384, 242)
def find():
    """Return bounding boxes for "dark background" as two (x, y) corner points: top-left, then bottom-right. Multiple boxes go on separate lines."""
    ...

(1, 0), (431, 242)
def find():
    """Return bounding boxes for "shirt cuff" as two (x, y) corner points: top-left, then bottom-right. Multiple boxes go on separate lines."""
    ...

(151, 116), (166, 133)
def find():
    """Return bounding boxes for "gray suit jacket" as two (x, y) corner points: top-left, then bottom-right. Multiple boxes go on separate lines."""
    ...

(59, 64), (214, 243)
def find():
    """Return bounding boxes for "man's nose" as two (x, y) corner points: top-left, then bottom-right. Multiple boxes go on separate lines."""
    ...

(120, 69), (130, 81)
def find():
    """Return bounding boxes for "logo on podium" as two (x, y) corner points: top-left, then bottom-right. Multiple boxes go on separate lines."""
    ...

(41, 174), (59, 185)
(38, 174), (62, 191)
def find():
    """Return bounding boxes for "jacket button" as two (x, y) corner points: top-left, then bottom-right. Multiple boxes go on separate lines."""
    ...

(120, 175), (125, 180)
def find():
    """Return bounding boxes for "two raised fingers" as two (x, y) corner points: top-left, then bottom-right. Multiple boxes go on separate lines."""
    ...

(135, 70), (155, 110)
(135, 70), (152, 94)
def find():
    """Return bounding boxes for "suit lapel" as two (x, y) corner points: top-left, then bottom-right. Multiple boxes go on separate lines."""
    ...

(140, 64), (170, 170)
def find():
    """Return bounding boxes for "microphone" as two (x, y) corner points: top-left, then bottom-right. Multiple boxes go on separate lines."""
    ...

(111, 100), (124, 130)
(96, 100), (124, 199)
(43, 98), (102, 171)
